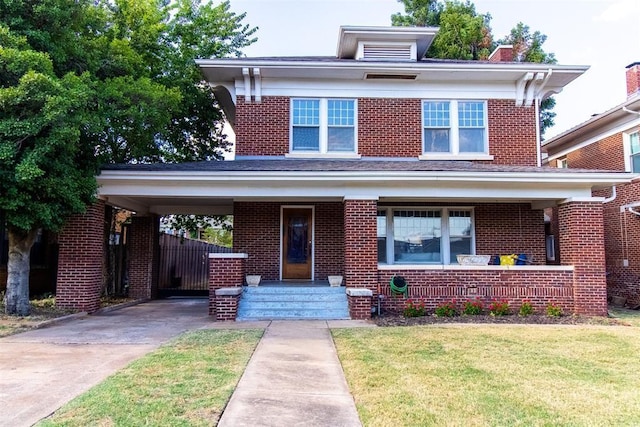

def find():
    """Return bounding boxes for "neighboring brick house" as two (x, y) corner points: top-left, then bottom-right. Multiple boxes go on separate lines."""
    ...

(544, 62), (640, 308)
(57, 26), (632, 318)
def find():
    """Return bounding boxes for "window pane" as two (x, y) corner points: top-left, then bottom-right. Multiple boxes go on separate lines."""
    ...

(424, 129), (450, 152)
(632, 153), (640, 173)
(328, 100), (354, 126)
(393, 210), (441, 263)
(423, 101), (450, 127)
(459, 129), (485, 152)
(377, 210), (387, 263)
(458, 102), (485, 127)
(328, 127), (354, 151)
(292, 127), (319, 150)
(449, 211), (472, 262)
(292, 99), (319, 125)
(630, 132), (640, 155)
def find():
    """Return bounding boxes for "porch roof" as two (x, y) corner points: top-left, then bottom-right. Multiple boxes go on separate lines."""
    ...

(98, 159), (632, 215)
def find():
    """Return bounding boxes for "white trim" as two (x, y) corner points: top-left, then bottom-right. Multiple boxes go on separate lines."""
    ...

(343, 195), (379, 201)
(558, 197), (605, 204)
(242, 68), (251, 103)
(377, 264), (574, 271)
(418, 154), (494, 161)
(253, 67), (261, 102)
(285, 153), (362, 159)
(209, 253), (248, 259)
(345, 288), (373, 297)
(280, 205), (315, 281)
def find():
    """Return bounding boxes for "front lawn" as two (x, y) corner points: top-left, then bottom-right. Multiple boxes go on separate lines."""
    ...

(333, 322), (640, 426)
(37, 329), (262, 427)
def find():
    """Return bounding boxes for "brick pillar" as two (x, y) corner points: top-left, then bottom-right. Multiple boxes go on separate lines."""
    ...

(56, 200), (105, 313)
(344, 198), (378, 289)
(128, 215), (159, 299)
(208, 253), (247, 317)
(558, 201), (607, 315)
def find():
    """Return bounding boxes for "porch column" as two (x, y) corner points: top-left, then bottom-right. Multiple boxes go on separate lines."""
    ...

(343, 197), (378, 289)
(558, 200), (607, 315)
(128, 215), (159, 299)
(56, 200), (105, 313)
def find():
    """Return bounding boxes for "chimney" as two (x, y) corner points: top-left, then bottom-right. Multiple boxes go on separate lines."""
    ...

(488, 45), (513, 63)
(626, 62), (640, 97)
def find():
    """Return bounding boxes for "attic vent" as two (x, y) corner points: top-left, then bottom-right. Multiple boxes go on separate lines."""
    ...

(365, 74), (417, 80)
(357, 41), (416, 61)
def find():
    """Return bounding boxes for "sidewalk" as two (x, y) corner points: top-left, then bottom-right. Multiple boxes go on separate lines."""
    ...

(217, 320), (373, 427)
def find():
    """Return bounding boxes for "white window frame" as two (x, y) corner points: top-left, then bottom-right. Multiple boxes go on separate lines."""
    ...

(287, 98), (360, 159)
(419, 100), (493, 161)
(557, 157), (568, 168)
(377, 207), (476, 266)
(624, 129), (640, 173)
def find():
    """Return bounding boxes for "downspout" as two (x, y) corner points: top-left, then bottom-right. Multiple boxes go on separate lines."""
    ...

(628, 207), (640, 216)
(603, 186), (617, 203)
(535, 99), (541, 167)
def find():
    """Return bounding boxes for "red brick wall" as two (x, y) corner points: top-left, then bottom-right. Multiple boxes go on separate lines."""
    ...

(344, 199), (377, 289)
(215, 293), (241, 320)
(128, 215), (159, 299)
(56, 201), (105, 313)
(566, 133), (625, 171)
(348, 294), (373, 319)
(475, 203), (546, 264)
(487, 100), (537, 166)
(627, 64), (640, 97)
(234, 97), (539, 166)
(377, 269), (574, 314)
(558, 201), (607, 315)
(235, 97), (289, 156)
(357, 98), (422, 157)
(208, 256), (245, 316)
(233, 202), (344, 280)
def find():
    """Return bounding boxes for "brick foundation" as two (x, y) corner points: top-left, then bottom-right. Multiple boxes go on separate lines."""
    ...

(377, 267), (574, 314)
(56, 201), (105, 313)
(208, 253), (247, 317)
(214, 288), (243, 321)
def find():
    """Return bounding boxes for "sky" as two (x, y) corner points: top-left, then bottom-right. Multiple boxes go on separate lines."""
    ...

(229, 0), (640, 139)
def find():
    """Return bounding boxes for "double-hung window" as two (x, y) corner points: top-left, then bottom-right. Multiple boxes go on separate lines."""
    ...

(377, 207), (474, 265)
(291, 98), (356, 154)
(422, 100), (488, 157)
(629, 131), (640, 173)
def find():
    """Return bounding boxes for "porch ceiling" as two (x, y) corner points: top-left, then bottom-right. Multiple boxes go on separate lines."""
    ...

(97, 160), (633, 215)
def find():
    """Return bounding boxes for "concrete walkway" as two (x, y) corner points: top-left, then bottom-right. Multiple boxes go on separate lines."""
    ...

(218, 320), (370, 427)
(0, 299), (374, 427)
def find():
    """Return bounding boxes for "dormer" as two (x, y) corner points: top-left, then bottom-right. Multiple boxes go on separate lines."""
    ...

(336, 26), (438, 61)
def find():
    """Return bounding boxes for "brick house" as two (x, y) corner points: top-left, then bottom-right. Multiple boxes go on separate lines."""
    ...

(56, 26), (632, 319)
(543, 62), (640, 308)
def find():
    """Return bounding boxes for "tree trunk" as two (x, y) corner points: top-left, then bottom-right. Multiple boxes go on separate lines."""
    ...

(4, 228), (38, 316)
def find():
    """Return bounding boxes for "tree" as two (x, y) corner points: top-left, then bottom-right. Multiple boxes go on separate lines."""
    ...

(1, 0), (257, 314)
(0, 27), (96, 315)
(392, 0), (442, 27)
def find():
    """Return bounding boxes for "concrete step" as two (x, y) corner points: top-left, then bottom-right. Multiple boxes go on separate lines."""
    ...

(237, 286), (349, 321)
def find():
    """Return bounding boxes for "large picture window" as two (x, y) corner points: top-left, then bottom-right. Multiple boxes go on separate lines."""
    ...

(377, 207), (474, 265)
(423, 100), (487, 155)
(291, 98), (356, 154)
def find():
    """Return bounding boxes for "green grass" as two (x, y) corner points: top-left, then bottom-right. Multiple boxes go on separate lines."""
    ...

(37, 329), (262, 427)
(608, 306), (640, 327)
(333, 323), (640, 427)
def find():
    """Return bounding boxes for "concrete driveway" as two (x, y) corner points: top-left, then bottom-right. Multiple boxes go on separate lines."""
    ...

(0, 298), (214, 427)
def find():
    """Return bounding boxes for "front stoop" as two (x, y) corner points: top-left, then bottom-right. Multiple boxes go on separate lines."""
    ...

(237, 286), (350, 320)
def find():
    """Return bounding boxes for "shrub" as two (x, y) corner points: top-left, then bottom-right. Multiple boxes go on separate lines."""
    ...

(403, 299), (426, 317)
(488, 300), (510, 316)
(518, 300), (535, 317)
(434, 300), (457, 317)
(546, 302), (563, 317)
(462, 299), (483, 315)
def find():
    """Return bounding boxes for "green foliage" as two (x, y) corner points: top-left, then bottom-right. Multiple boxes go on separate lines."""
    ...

(430, 1), (493, 60)
(462, 299), (483, 315)
(203, 227), (233, 248)
(518, 300), (535, 317)
(488, 299), (510, 316)
(546, 302), (563, 317)
(403, 299), (426, 317)
(434, 300), (457, 317)
(392, 0), (442, 27)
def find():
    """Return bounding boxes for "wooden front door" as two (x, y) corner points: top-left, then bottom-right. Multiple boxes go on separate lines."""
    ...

(282, 208), (313, 280)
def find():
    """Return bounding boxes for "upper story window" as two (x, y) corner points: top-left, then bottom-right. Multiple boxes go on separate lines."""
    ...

(421, 100), (490, 160)
(290, 98), (356, 155)
(557, 157), (568, 168)
(630, 131), (640, 173)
